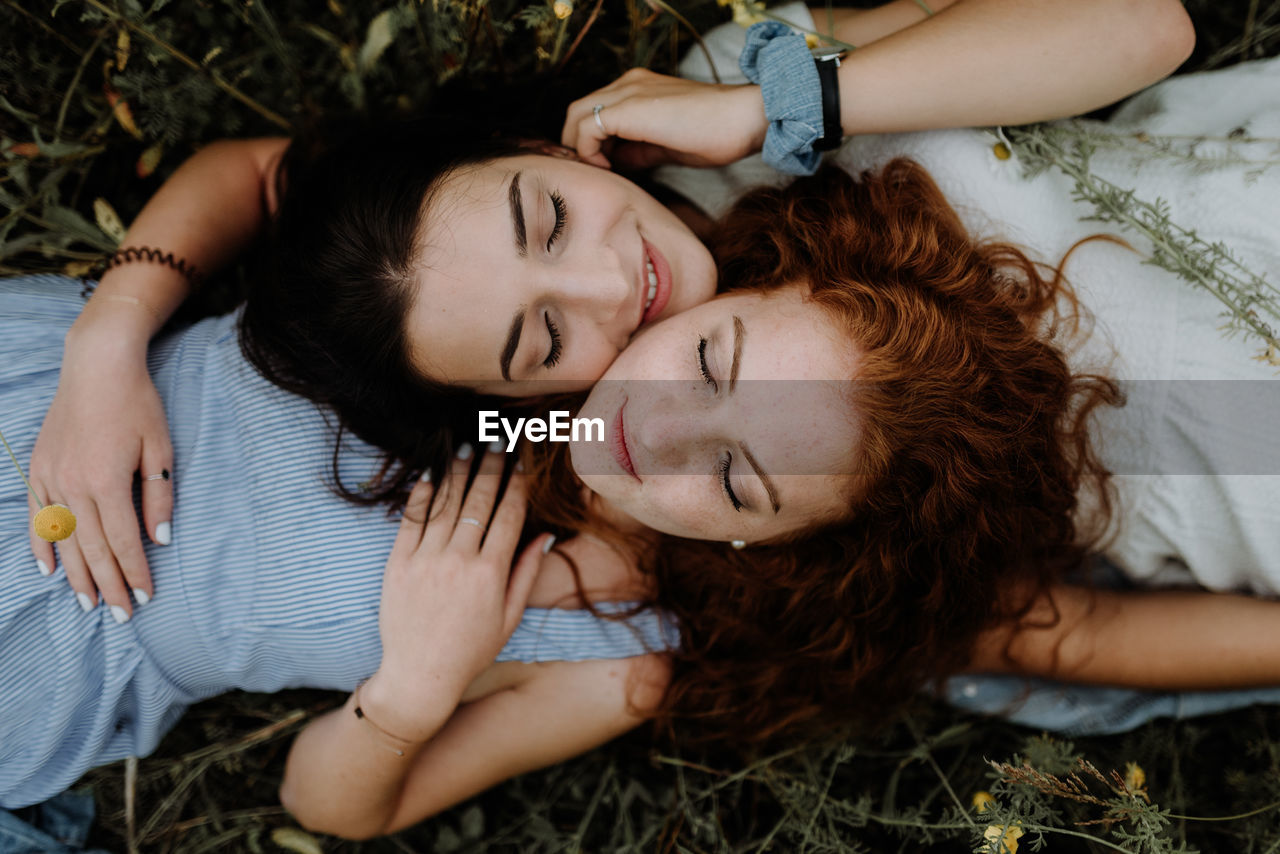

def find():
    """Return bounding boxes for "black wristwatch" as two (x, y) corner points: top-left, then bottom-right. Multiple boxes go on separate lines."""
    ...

(812, 46), (847, 152)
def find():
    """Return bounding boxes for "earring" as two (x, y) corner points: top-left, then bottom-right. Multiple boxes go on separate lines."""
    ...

(730, 539), (747, 550)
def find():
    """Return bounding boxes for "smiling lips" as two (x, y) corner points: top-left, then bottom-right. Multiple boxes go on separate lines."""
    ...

(639, 240), (671, 329)
(610, 399), (640, 481)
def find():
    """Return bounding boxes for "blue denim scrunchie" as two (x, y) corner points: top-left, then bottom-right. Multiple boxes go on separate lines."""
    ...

(739, 21), (823, 176)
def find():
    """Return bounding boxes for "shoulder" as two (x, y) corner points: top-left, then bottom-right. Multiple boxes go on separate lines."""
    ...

(524, 533), (653, 609)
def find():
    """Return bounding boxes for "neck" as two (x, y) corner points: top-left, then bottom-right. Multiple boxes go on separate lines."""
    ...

(580, 485), (649, 538)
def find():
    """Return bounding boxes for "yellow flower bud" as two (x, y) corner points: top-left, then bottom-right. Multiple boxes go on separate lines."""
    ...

(553, 0), (572, 19)
(992, 142), (1012, 160)
(804, 33), (818, 49)
(983, 823), (1023, 854)
(732, 0), (767, 27)
(34, 504), (77, 543)
(1124, 761), (1146, 791)
(972, 790), (996, 813)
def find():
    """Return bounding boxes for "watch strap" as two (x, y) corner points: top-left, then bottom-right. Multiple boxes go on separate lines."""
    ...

(813, 50), (844, 152)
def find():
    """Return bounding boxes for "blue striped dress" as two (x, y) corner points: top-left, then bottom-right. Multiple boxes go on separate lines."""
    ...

(0, 274), (678, 809)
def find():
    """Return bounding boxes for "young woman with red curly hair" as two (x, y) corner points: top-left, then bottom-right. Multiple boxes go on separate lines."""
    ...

(570, 1), (1280, 734)
(274, 17), (1280, 830)
(277, 145), (1280, 837)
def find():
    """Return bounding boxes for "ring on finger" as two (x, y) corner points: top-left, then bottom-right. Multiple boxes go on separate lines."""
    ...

(458, 517), (486, 529)
(143, 469), (171, 482)
(593, 103), (608, 135)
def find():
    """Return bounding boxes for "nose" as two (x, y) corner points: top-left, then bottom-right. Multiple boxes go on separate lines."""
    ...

(550, 242), (635, 349)
(631, 388), (720, 474)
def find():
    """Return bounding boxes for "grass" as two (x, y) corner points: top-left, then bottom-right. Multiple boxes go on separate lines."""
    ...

(3, 0), (1280, 851)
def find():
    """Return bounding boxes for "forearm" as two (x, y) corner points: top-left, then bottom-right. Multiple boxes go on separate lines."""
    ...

(280, 676), (455, 840)
(974, 585), (1280, 690)
(831, 0), (1195, 135)
(71, 137), (288, 346)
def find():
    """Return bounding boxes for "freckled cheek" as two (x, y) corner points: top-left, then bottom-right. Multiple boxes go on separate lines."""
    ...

(638, 481), (719, 537)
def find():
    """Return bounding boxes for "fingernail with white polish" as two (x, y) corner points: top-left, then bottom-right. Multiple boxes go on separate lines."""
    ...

(133, 588), (151, 606)
(110, 605), (130, 624)
(154, 521), (172, 546)
(36, 559), (51, 577)
(542, 534), (557, 554)
(456, 444), (473, 461)
(421, 468), (432, 483)
(489, 440), (505, 454)
(76, 593), (95, 613)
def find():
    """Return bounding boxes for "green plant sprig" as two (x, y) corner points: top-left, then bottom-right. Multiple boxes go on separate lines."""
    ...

(1005, 122), (1280, 365)
(0, 425), (42, 507)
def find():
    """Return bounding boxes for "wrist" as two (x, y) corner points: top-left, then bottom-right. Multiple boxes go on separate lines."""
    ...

(357, 670), (455, 744)
(732, 84), (770, 156)
(66, 300), (155, 355)
(738, 21), (825, 175)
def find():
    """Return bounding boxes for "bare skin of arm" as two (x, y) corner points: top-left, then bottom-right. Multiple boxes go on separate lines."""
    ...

(277, 452), (669, 840)
(563, 0), (1195, 168)
(280, 654), (669, 840)
(824, 0), (1195, 136)
(970, 583), (1280, 690)
(30, 138), (286, 616)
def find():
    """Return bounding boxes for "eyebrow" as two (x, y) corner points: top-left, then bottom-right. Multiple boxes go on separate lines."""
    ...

(740, 442), (781, 514)
(729, 314), (745, 392)
(508, 172), (527, 257)
(499, 308), (525, 382)
(727, 317), (780, 514)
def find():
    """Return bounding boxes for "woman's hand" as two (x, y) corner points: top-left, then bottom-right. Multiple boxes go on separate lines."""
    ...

(360, 447), (553, 743)
(562, 68), (768, 170)
(29, 302), (173, 621)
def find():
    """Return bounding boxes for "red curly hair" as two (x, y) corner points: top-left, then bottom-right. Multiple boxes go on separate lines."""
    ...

(528, 158), (1122, 747)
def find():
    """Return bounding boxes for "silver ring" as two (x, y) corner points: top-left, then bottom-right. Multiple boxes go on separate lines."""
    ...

(592, 103), (607, 135)
(458, 517), (485, 529)
(143, 470), (170, 482)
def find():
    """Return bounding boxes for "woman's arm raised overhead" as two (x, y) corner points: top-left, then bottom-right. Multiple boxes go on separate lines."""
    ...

(827, 0), (1195, 136)
(970, 583), (1280, 690)
(562, 0), (1195, 169)
(29, 137), (286, 618)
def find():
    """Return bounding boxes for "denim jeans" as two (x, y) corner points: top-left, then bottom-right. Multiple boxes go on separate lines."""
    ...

(0, 790), (109, 854)
(942, 674), (1280, 736)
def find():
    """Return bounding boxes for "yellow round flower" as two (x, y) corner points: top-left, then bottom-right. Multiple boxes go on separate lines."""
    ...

(553, 0), (572, 19)
(972, 790), (996, 813)
(983, 823), (1023, 854)
(34, 504), (77, 543)
(1125, 761), (1146, 791)
(992, 142), (1012, 160)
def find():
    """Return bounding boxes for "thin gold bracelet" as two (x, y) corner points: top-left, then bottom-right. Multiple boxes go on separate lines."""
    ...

(352, 681), (414, 757)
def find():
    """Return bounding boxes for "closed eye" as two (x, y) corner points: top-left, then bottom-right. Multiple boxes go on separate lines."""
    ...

(697, 336), (717, 391)
(543, 313), (562, 368)
(718, 453), (743, 511)
(546, 191), (567, 251)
